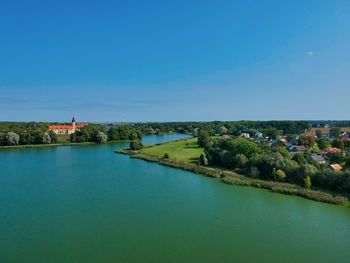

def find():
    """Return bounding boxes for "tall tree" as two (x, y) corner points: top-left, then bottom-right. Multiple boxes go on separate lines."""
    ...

(130, 140), (143, 150)
(5, 132), (20, 145)
(330, 127), (341, 138)
(332, 139), (344, 149)
(96, 132), (108, 143)
(42, 132), (52, 144)
(304, 176), (312, 189)
(198, 130), (210, 148)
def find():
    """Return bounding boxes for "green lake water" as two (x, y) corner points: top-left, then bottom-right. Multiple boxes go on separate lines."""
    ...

(1, 134), (349, 262)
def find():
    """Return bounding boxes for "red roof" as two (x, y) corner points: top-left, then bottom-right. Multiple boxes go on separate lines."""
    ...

(48, 123), (88, 130)
(323, 148), (342, 154)
(48, 125), (74, 130)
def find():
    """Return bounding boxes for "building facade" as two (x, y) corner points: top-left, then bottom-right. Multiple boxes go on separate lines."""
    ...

(48, 117), (87, 135)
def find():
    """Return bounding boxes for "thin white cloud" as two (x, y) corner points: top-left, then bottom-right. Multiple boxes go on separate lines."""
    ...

(307, 51), (315, 57)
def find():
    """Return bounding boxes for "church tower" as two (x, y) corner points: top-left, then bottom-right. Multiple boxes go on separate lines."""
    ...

(72, 116), (76, 132)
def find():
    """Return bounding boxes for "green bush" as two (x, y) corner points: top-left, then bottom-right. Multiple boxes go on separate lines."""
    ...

(130, 140), (143, 150)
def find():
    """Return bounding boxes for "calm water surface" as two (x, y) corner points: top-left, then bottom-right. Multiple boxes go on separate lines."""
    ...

(1, 134), (349, 262)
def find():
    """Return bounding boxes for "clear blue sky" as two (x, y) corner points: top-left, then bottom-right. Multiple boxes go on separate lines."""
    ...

(0, 0), (349, 122)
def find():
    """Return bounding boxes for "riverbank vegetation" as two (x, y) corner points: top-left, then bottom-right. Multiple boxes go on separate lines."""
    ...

(202, 135), (350, 197)
(222, 176), (347, 205)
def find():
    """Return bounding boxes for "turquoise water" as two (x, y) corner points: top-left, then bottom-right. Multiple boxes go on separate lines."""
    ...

(0, 134), (349, 262)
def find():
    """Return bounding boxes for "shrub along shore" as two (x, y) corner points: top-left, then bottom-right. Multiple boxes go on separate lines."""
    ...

(117, 146), (349, 206)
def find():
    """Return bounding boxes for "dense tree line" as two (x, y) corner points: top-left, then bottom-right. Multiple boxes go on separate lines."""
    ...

(134, 121), (311, 137)
(107, 125), (142, 141)
(70, 125), (106, 143)
(70, 125), (141, 143)
(0, 122), (58, 146)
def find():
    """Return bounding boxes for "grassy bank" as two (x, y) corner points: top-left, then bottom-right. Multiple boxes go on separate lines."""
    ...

(222, 176), (348, 205)
(132, 154), (222, 178)
(118, 145), (221, 178)
(118, 139), (349, 206)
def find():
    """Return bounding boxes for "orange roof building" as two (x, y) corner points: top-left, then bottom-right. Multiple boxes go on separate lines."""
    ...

(48, 117), (88, 135)
(330, 164), (343, 172)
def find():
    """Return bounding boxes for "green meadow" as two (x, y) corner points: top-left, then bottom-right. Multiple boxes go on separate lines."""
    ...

(140, 138), (203, 163)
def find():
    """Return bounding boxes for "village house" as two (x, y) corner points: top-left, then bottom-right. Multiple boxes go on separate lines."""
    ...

(279, 138), (288, 146)
(271, 138), (288, 147)
(287, 138), (298, 148)
(310, 154), (326, 164)
(240, 133), (250, 139)
(289, 145), (306, 153)
(288, 145), (306, 158)
(322, 147), (342, 154)
(340, 132), (349, 140)
(330, 164), (343, 172)
(48, 117), (88, 135)
(255, 132), (264, 139)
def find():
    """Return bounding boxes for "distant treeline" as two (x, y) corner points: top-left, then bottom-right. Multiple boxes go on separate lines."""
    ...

(70, 125), (142, 143)
(310, 120), (350, 128)
(1, 120), (350, 147)
(135, 121), (311, 136)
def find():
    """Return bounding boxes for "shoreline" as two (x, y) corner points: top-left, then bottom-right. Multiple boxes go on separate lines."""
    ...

(0, 140), (129, 150)
(0, 133), (187, 150)
(117, 148), (349, 206)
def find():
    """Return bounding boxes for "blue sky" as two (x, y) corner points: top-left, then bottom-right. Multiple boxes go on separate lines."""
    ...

(0, 0), (349, 122)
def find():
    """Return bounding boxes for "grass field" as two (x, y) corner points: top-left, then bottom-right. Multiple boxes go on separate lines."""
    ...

(140, 138), (203, 163)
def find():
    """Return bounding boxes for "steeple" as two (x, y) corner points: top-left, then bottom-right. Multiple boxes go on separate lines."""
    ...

(72, 116), (76, 132)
